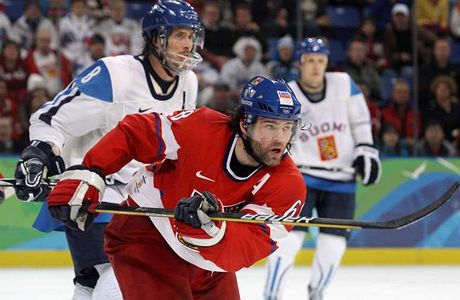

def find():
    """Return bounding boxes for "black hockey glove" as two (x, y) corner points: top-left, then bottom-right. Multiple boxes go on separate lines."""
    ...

(174, 191), (221, 228)
(352, 144), (381, 186)
(173, 191), (226, 248)
(15, 140), (65, 202)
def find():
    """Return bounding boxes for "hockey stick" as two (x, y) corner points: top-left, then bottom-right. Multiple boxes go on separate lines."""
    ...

(3, 178), (458, 230)
(0, 178), (59, 187)
(296, 164), (356, 174)
(0, 178), (118, 187)
(95, 181), (459, 230)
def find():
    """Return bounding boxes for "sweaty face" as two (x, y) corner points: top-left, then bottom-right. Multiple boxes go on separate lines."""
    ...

(300, 53), (328, 89)
(247, 117), (296, 166)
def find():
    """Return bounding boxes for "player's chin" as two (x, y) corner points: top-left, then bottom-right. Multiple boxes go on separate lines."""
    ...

(263, 149), (284, 166)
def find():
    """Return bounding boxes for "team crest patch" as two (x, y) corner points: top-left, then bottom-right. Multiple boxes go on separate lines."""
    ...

(251, 76), (264, 85)
(317, 135), (338, 161)
(277, 91), (294, 106)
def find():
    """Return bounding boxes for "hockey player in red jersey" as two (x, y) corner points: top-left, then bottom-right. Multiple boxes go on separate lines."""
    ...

(14, 1), (204, 298)
(46, 76), (306, 299)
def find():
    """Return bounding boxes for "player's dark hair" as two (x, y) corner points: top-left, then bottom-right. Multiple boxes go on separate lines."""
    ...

(141, 31), (158, 57)
(228, 106), (244, 132)
(228, 106), (269, 165)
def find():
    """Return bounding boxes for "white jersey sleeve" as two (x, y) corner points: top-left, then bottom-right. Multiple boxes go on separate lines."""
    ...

(30, 59), (116, 153)
(346, 79), (373, 146)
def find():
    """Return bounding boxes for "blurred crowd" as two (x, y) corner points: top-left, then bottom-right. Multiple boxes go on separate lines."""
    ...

(0, 0), (459, 158)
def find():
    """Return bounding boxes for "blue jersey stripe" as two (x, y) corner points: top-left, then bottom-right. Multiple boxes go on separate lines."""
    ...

(74, 60), (113, 102)
(350, 78), (362, 96)
(153, 114), (165, 158)
(38, 90), (81, 125)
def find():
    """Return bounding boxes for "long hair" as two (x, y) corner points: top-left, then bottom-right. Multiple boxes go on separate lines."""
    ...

(228, 106), (244, 133)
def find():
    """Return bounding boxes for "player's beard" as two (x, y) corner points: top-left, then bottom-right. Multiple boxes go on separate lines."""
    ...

(248, 138), (287, 167)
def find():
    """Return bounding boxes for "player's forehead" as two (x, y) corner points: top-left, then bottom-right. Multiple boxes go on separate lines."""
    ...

(301, 53), (327, 61)
(257, 117), (294, 125)
(170, 27), (194, 35)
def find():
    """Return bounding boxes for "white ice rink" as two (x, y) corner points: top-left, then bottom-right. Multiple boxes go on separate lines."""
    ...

(0, 265), (459, 299)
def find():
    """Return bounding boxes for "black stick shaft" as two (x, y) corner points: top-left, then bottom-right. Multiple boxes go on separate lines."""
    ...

(95, 182), (459, 230)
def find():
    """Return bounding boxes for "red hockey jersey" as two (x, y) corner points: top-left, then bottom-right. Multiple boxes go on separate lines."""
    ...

(83, 107), (306, 272)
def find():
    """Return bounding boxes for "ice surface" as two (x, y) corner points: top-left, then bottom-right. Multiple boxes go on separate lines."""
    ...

(0, 266), (459, 299)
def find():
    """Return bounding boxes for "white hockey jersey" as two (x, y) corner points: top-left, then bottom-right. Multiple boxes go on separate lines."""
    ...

(30, 55), (198, 205)
(289, 72), (372, 182)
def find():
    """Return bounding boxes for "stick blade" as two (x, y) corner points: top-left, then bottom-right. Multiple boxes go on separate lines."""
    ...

(337, 181), (459, 230)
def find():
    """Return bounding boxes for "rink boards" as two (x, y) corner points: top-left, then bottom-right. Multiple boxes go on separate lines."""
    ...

(1, 156), (460, 266)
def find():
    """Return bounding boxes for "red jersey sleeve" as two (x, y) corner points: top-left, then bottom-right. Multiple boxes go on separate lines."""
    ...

(198, 165), (306, 272)
(82, 108), (213, 176)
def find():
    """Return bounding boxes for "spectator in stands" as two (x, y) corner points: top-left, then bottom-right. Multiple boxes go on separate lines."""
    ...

(355, 17), (388, 72)
(454, 135), (460, 157)
(220, 36), (268, 96)
(377, 123), (411, 157)
(58, 0), (95, 64)
(416, 0), (449, 34)
(341, 38), (382, 100)
(261, 7), (294, 39)
(0, 0), (12, 50)
(198, 80), (237, 115)
(25, 26), (73, 97)
(0, 115), (23, 153)
(86, 0), (111, 21)
(299, 0), (330, 36)
(413, 120), (457, 156)
(451, 0), (460, 40)
(73, 33), (106, 77)
(41, 0), (68, 24)
(23, 74), (49, 121)
(11, 0), (58, 56)
(266, 35), (299, 83)
(0, 40), (39, 104)
(0, 79), (22, 141)
(426, 75), (460, 142)
(200, 1), (233, 70)
(248, 0), (276, 26)
(418, 38), (460, 115)
(95, 0), (143, 56)
(229, 3), (267, 59)
(381, 79), (421, 147)
(357, 82), (382, 139)
(384, 3), (436, 75)
(262, 0), (329, 38)
(367, 0), (411, 31)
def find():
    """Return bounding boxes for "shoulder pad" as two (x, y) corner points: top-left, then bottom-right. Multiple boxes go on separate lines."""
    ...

(74, 60), (113, 102)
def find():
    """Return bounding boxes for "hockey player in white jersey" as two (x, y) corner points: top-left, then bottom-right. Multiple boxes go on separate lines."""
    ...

(264, 38), (381, 300)
(13, 1), (203, 299)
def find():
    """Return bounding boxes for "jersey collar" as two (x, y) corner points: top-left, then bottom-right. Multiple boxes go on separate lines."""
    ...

(223, 133), (263, 181)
